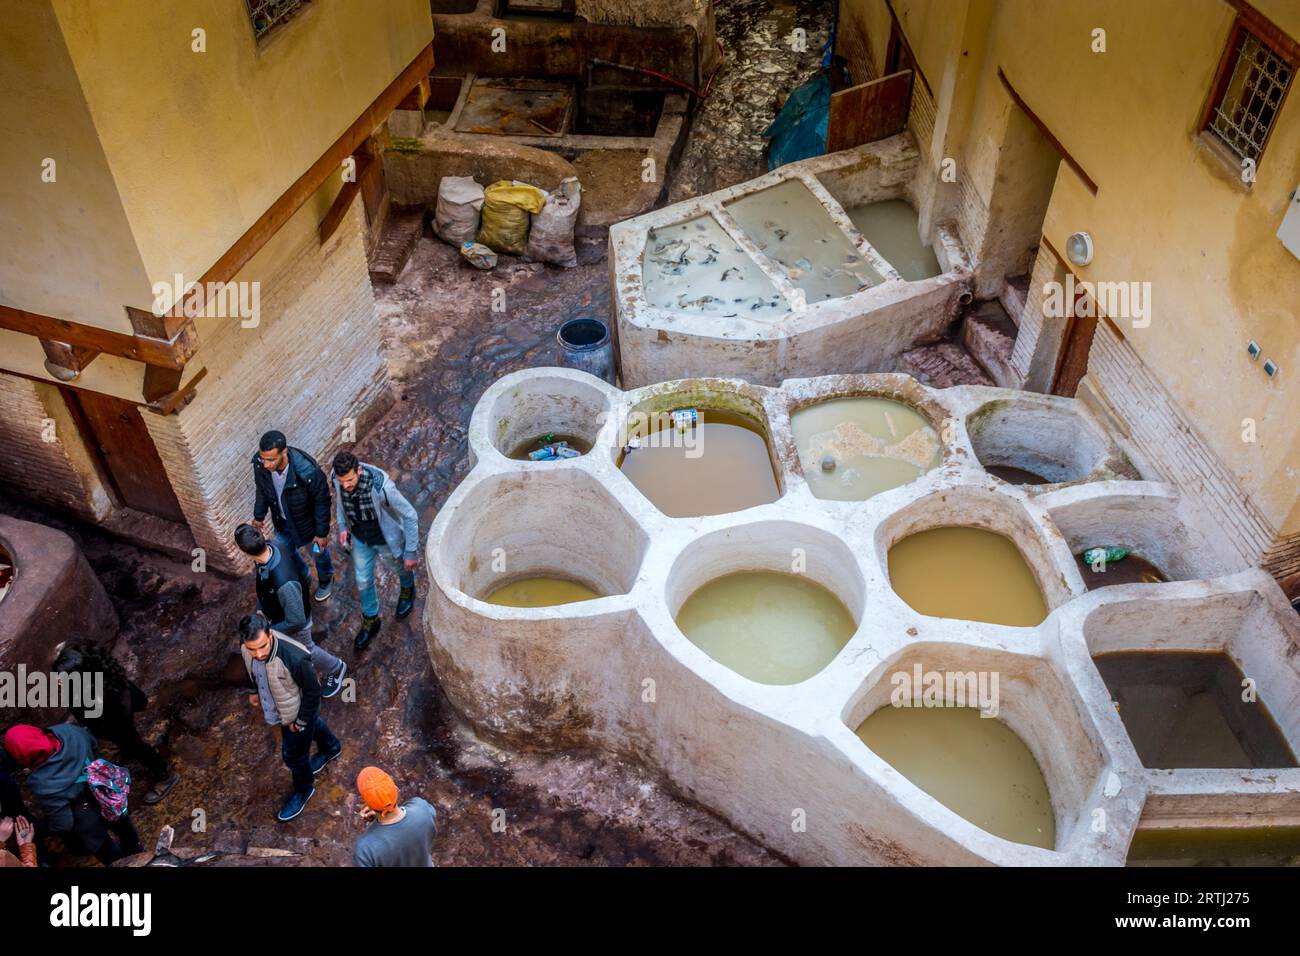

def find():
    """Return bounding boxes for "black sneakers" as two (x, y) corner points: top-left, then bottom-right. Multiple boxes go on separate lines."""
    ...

(310, 744), (342, 776)
(277, 787), (315, 822)
(322, 660), (347, 698)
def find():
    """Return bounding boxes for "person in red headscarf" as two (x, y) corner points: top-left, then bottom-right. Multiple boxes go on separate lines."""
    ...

(3, 724), (142, 865)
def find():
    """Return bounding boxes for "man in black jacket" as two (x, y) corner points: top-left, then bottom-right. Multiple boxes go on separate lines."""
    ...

(238, 613), (342, 822)
(251, 430), (334, 602)
(235, 523), (346, 698)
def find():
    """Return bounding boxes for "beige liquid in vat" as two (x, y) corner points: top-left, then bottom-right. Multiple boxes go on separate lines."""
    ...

(484, 577), (601, 607)
(855, 705), (1056, 849)
(791, 397), (940, 500)
(888, 527), (1048, 626)
(675, 571), (856, 685)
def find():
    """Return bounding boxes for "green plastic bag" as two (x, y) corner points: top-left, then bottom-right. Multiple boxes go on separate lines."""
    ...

(477, 180), (546, 256)
(1083, 546), (1130, 567)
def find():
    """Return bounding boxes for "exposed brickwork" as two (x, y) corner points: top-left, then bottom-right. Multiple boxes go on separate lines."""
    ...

(0, 374), (111, 522)
(1084, 320), (1297, 580)
(142, 201), (390, 574)
(1009, 242), (1056, 380)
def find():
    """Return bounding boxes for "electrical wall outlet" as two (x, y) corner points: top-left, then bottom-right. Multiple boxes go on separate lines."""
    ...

(1264, 359), (1279, 377)
(1248, 340), (1261, 359)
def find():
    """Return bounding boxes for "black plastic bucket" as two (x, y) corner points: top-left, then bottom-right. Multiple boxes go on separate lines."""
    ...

(555, 317), (616, 384)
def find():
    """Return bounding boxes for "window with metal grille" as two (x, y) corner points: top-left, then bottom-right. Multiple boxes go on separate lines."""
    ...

(246, 0), (309, 42)
(1202, 10), (1297, 169)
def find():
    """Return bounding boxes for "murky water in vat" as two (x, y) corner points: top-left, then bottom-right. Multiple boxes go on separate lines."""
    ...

(725, 179), (883, 302)
(675, 571), (855, 685)
(484, 577), (601, 607)
(641, 215), (785, 318)
(618, 409), (779, 517)
(888, 527), (1048, 626)
(791, 397), (940, 500)
(855, 706), (1056, 849)
(847, 198), (942, 281)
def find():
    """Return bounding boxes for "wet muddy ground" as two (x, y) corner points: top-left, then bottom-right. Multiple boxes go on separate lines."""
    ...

(668, 0), (834, 202)
(1, 0), (835, 867)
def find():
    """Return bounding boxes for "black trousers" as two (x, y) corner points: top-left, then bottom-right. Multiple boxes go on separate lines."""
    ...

(82, 709), (171, 783)
(70, 788), (142, 865)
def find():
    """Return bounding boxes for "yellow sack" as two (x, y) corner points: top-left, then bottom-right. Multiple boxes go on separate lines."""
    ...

(477, 180), (546, 256)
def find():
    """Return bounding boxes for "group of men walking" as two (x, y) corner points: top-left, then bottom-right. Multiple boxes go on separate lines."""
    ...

(239, 431), (422, 823)
(1, 429), (438, 867)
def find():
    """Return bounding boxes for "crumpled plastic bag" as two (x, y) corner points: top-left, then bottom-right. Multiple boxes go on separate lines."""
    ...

(459, 241), (497, 270)
(525, 176), (581, 268)
(477, 180), (546, 256)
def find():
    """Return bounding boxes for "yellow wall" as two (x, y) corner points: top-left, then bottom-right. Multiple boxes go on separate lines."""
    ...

(51, 0), (430, 304)
(852, 0), (1300, 534)
(0, 0), (154, 332)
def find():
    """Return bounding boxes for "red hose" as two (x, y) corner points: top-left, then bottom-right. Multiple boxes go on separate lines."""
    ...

(594, 37), (727, 100)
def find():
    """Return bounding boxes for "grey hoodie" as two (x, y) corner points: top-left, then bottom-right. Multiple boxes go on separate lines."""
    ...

(333, 463), (420, 562)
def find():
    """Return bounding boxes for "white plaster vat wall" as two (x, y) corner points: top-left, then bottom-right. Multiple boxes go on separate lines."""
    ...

(1073, 572), (1300, 828)
(609, 134), (973, 388)
(1041, 481), (1243, 581)
(424, 367), (1300, 864)
(485, 370), (614, 458)
(964, 389), (1138, 487)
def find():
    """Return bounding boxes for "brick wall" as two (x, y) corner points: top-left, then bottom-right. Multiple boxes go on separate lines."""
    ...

(1082, 320), (1296, 581)
(0, 374), (112, 522)
(1009, 242), (1056, 381)
(142, 199), (390, 573)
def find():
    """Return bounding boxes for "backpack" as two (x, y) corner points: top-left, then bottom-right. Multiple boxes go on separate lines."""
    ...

(78, 758), (131, 821)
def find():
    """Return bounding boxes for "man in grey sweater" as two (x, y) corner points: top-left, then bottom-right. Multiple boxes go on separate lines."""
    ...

(352, 766), (438, 867)
(331, 451), (421, 652)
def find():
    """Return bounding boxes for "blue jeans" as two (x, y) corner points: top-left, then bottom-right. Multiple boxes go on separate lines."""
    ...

(274, 529), (333, 587)
(281, 715), (340, 796)
(352, 536), (415, 618)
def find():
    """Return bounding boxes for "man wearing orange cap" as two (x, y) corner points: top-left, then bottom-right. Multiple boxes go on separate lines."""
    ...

(352, 766), (438, 867)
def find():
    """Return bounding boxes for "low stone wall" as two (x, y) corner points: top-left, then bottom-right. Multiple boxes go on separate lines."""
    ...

(0, 514), (117, 680)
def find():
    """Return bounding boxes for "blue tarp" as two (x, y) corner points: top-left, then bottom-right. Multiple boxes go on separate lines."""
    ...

(763, 72), (830, 170)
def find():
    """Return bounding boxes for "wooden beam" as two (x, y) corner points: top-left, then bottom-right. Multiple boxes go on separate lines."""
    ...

(125, 305), (190, 341)
(318, 154), (380, 245)
(142, 364), (185, 403)
(146, 366), (207, 415)
(1226, 0), (1300, 65)
(39, 339), (100, 374)
(998, 68), (1099, 196)
(397, 75), (432, 111)
(0, 304), (198, 369)
(193, 42), (434, 293)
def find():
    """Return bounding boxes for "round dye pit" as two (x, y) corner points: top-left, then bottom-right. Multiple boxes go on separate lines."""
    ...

(484, 577), (601, 608)
(855, 705), (1056, 849)
(791, 397), (940, 500)
(508, 433), (594, 461)
(675, 571), (856, 685)
(618, 408), (780, 518)
(888, 526), (1048, 626)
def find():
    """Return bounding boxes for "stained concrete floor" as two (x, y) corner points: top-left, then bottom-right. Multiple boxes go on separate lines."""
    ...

(1, 237), (780, 866)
